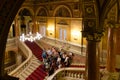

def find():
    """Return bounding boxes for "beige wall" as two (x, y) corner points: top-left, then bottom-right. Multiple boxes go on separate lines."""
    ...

(71, 19), (82, 44)
(47, 18), (55, 38)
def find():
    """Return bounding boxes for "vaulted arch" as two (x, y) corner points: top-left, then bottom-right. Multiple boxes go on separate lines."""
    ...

(99, 0), (118, 27)
(18, 7), (34, 16)
(53, 5), (72, 17)
(36, 7), (48, 16)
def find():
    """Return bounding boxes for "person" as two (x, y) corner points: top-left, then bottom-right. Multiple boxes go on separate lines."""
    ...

(48, 60), (56, 76)
(56, 54), (61, 68)
(58, 61), (62, 69)
(42, 49), (47, 59)
(48, 66), (54, 76)
(59, 49), (64, 56)
(45, 62), (50, 72)
(64, 54), (70, 67)
(42, 48), (47, 68)
(46, 48), (52, 56)
(61, 52), (66, 62)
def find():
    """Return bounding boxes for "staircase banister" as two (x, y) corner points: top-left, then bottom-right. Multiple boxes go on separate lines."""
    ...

(47, 67), (85, 80)
(8, 40), (33, 76)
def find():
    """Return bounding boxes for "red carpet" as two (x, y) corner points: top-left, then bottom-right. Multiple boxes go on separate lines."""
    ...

(25, 41), (47, 80)
(26, 65), (47, 80)
(25, 41), (43, 61)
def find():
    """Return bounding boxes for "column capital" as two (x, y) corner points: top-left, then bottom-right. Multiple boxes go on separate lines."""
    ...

(82, 28), (105, 42)
(86, 32), (104, 42)
(107, 20), (120, 28)
(86, 33), (103, 42)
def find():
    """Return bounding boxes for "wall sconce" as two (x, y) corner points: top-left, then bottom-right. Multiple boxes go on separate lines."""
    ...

(47, 27), (54, 36)
(72, 30), (81, 40)
(50, 33), (52, 35)
(74, 37), (78, 40)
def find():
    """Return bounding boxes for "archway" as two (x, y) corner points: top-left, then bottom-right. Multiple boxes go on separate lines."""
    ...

(0, 0), (25, 79)
(18, 8), (33, 34)
(53, 5), (72, 41)
(36, 7), (48, 36)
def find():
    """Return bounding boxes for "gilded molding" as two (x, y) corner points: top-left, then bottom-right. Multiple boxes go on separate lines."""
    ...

(84, 4), (96, 18)
(107, 20), (119, 28)
(82, 0), (100, 42)
(86, 32), (104, 42)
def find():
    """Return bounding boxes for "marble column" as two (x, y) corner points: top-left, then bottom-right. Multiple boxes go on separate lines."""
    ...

(14, 15), (20, 37)
(32, 16), (37, 33)
(86, 40), (100, 80)
(106, 27), (117, 72)
(85, 44), (88, 80)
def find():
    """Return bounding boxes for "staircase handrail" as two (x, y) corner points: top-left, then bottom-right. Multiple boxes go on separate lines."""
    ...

(47, 67), (85, 80)
(9, 40), (33, 76)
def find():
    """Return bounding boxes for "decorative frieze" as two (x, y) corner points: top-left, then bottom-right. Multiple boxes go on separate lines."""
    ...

(84, 4), (96, 18)
(83, 19), (96, 29)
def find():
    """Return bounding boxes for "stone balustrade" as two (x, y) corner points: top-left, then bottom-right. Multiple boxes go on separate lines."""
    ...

(8, 39), (33, 77)
(47, 67), (85, 80)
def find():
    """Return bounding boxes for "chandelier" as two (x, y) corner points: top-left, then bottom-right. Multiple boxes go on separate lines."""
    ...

(19, 32), (43, 42)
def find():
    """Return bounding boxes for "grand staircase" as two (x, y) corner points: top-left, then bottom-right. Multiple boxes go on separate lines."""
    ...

(24, 41), (47, 80)
(24, 41), (85, 80)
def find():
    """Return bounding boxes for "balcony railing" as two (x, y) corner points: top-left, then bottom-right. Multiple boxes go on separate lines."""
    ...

(47, 67), (85, 80)
(37, 37), (86, 56)
(6, 38), (18, 51)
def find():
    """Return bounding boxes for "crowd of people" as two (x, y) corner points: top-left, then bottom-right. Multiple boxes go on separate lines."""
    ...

(41, 46), (73, 76)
